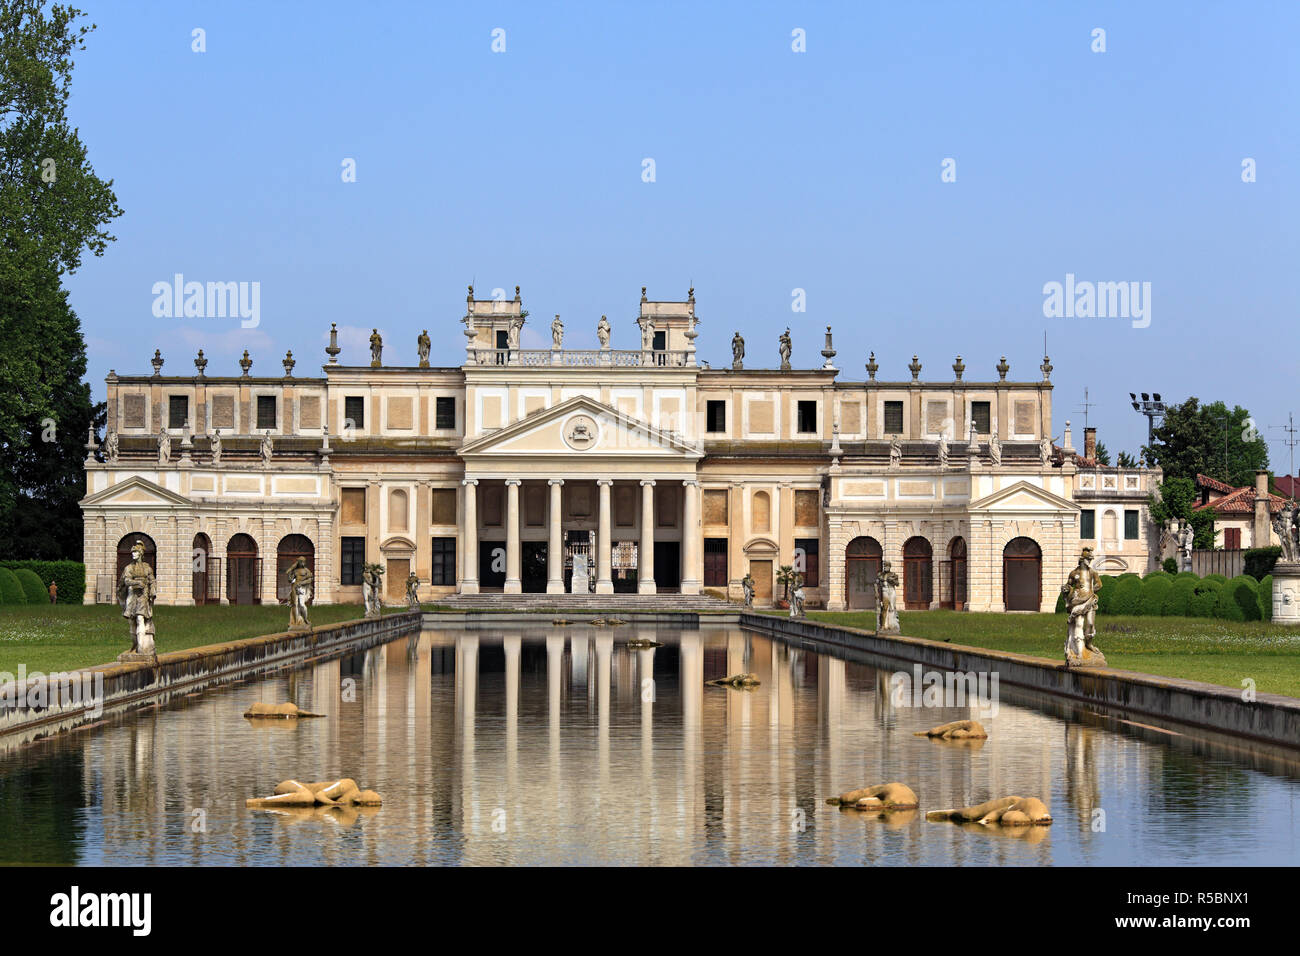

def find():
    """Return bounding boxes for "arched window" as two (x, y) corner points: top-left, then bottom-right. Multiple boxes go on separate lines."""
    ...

(192, 533), (215, 605)
(389, 488), (409, 532)
(116, 533), (157, 584)
(944, 536), (967, 609)
(752, 491), (771, 533)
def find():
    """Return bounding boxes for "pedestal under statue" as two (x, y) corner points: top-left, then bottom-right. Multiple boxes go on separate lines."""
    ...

(570, 553), (589, 594)
(1062, 547), (1106, 666)
(117, 539), (157, 662)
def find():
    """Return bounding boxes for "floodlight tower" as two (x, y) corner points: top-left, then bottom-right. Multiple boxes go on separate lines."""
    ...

(1129, 392), (1167, 448)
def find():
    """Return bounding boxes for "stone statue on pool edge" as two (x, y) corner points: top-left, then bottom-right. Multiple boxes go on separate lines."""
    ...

(741, 572), (755, 609)
(286, 557), (314, 630)
(1062, 547), (1106, 667)
(117, 538), (157, 661)
(362, 563), (384, 617)
(406, 571), (421, 609)
(875, 561), (900, 634)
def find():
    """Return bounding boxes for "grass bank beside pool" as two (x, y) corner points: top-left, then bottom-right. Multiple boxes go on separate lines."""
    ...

(0, 603), (377, 675)
(777, 609), (1300, 700)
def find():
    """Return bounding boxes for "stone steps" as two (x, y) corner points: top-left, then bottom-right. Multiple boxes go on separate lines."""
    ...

(434, 593), (736, 612)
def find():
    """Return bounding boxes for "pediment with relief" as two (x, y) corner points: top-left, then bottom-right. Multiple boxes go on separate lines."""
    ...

(460, 396), (702, 463)
(968, 480), (1075, 515)
(81, 475), (192, 509)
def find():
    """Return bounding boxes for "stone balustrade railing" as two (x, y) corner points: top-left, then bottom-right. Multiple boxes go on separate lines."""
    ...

(467, 348), (694, 368)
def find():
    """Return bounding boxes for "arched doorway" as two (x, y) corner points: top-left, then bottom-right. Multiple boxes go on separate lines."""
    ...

(192, 533), (216, 605)
(276, 534), (315, 603)
(1003, 536), (1042, 611)
(116, 533), (157, 585)
(226, 533), (261, 605)
(903, 536), (933, 609)
(942, 537), (967, 610)
(845, 536), (882, 610)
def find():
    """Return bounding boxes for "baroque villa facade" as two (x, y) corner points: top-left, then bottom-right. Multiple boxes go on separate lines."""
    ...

(80, 287), (1161, 611)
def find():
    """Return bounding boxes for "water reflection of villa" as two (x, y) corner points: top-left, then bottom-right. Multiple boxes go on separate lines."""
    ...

(82, 286), (1160, 611)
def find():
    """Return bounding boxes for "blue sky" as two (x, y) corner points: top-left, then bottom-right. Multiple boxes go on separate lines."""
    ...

(63, 1), (1297, 464)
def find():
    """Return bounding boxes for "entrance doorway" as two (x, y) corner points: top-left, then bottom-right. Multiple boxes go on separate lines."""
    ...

(903, 536), (933, 609)
(1003, 536), (1042, 610)
(749, 559), (773, 605)
(276, 534), (314, 603)
(845, 536), (882, 610)
(226, 533), (260, 605)
(192, 533), (218, 605)
(522, 541), (548, 593)
(654, 541), (680, 591)
(942, 536), (967, 610)
(479, 540), (506, 590)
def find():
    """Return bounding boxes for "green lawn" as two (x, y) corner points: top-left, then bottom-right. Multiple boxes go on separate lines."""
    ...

(786, 609), (1300, 700)
(0, 603), (376, 675)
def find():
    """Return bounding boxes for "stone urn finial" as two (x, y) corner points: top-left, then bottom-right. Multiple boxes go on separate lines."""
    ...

(194, 349), (207, 378)
(325, 322), (341, 363)
(239, 350), (253, 378)
(641, 286), (647, 301)
(151, 349), (164, 377)
(283, 349), (295, 377)
(865, 351), (878, 381)
(996, 355), (1009, 381)
(1040, 354), (1053, 382)
(821, 326), (837, 370)
(952, 355), (965, 381)
(909, 355), (922, 381)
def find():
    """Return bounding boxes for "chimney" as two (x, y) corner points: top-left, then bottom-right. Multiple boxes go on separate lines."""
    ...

(1255, 469), (1271, 546)
(1084, 427), (1097, 461)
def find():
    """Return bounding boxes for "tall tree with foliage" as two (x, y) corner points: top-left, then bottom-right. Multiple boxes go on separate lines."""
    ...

(0, 2), (120, 558)
(1148, 475), (1217, 550)
(1143, 397), (1268, 489)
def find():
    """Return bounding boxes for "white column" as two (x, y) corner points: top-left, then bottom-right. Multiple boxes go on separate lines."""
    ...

(681, 478), (701, 595)
(547, 479), (565, 594)
(460, 478), (479, 593)
(504, 479), (522, 593)
(639, 480), (656, 594)
(596, 478), (614, 594)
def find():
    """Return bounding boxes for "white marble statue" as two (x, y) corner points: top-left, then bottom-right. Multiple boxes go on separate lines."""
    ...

(789, 578), (805, 618)
(286, 557), (314, 629)
(362, 563), (384, 617)
(104, 429), (119, 463)
(741, 573), (755, 609)
(406, 571), (421, 609)
(1062, 547), (1104, 666)
(260, 430), (273, 465)
(988, 433), (1002, 465)
(551, 314), (564, 349)
(875, 561), (900, 634)
(117, 539), (156, 659)
(210, 428), (222, 465)
(1178, 521), (1194, 572)
(157, 425), (170, 465)
(889, 435), (903, 468)
(597, 314), (611, 349)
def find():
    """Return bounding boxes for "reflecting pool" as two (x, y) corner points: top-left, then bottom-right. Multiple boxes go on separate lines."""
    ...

(0, 623), (1297, 865)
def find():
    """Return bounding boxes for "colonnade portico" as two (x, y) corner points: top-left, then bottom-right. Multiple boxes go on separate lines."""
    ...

(457, 475), (701, 595)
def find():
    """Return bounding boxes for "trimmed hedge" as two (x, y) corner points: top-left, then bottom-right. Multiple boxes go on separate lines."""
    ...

(1215, 575), (1260, 622)
(1244, 546), (1282, 581)
(1095, 575), (1122, 613)
(1257, 574), (1273, 621)
(0, 560), (85, 604)
(1189, 579), (1223, 618)
(1162, 557), (1179, 575)
(1162, 576), (1197, 616)
(1110, 575), (1144, 615)
(1203, 573), (1229, 586)
(1140, 575), (1172, 615)
(12, 568), (46, 605)
(1054, 588), (1067, 613)
(0, 568), (25, 605)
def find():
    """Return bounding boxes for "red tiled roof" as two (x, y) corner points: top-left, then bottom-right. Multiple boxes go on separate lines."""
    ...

(1274, 476), (1300, 499)
(1193, 485), (1287, 515)
(1196, 473), (1237, 494)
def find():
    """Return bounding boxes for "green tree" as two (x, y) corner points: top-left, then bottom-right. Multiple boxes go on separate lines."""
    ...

(0, 2), (120, 558)
(1144, 397), (1268, 488)
(1148, 475), (1216, 549)
(1117, 450), (1138, 468)
(1094, 442), (1111, 465)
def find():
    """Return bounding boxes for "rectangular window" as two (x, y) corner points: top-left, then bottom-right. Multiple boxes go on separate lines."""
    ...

(883, 401), (904, 435)
(435, 396), (456, 430)
(971, 401), (992, 435)
(704, 538), (728, 587)
(797, 400), (818, 434)
(1124, 509), (1140, 540)
(1223, 527), (1241, 550)
(256, 395), (277, 430)
(168, 395), (189, 429)
(431, 537), (456, 585)
(795, 538), (820, 588)
(1080, 509), (1095, 539)
(341, 537), (365, 585)
(344, 396), (365, 430)
(706, 400), (726, 433)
